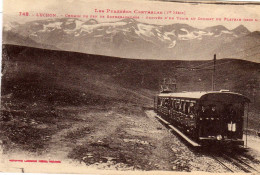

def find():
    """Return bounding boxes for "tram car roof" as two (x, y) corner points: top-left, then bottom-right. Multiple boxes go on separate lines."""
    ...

(158, 90), (250, 103)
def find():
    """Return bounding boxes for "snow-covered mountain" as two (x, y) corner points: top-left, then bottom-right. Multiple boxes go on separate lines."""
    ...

(3, 18), (259, 62)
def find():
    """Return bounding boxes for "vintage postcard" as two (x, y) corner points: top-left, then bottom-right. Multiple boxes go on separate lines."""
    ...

(1, 0), (260, 174)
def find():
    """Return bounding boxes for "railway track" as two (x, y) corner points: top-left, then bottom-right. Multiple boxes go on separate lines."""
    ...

(223, 153), (259, 173)
(212, 155), (235, 172)
(212, 153), (259, 173)
(151, 111), (259, 173)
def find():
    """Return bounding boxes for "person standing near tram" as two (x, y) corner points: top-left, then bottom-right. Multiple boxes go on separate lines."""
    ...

(208, 105), (218, 136)
(198, 105), (209, 137)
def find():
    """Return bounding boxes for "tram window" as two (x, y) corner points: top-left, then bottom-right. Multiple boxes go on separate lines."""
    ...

(172, 100), (175, 108)
(186, 102), (190, 114)
(233, 103), (244, 116)
(183, 102), (186, 113)
(185, 102), (189, 114)
(230, 103), (244, 117)
(179, 102), (182, 111)
(175, 101), (179, 111)
(182, 102), (186, 113)
(168, 99), (171, 107)
(165, 99), (170, 107)
(194, 103), (199, 113)
(189, 103), (195, 114)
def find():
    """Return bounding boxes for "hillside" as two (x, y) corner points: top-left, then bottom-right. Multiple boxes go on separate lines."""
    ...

(2, 44), (260, 107)
(1, 45), (260, 153)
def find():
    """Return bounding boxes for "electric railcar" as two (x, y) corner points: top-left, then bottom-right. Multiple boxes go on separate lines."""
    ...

(154, 90), (250, 146)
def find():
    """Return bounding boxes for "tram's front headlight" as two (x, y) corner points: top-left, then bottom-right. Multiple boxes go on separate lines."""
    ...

(217, 135), (222, 140)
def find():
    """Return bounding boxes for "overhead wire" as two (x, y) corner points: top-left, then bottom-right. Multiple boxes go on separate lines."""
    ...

(193, 60), (236, 70)
(226, 44), (260, 56)
(188, 50), (260, 70)
(173, 42), (260, 82)
(241, 51), (260, 59)
(189, 43), (260, 70)
(190, 60), (214, 69)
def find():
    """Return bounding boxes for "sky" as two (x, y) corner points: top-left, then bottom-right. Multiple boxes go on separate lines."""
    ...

(3, 0), (260, 31)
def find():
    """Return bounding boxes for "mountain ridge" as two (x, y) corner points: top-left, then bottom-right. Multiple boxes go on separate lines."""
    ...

(3, 18), (259, 63)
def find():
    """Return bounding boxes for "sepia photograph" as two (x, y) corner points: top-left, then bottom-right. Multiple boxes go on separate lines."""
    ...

(1, 0), (260, 174)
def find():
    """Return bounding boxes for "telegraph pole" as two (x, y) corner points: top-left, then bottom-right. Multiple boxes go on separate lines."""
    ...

(212, 54), (216, 91)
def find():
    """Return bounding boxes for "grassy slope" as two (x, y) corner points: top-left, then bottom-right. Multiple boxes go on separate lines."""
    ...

(1, 45), (259, 152)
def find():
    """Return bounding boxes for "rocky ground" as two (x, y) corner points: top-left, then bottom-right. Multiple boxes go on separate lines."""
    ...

(2, 103), (260, 174)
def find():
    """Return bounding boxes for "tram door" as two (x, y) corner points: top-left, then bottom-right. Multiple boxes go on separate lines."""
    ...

(222, 103), (244, 139)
